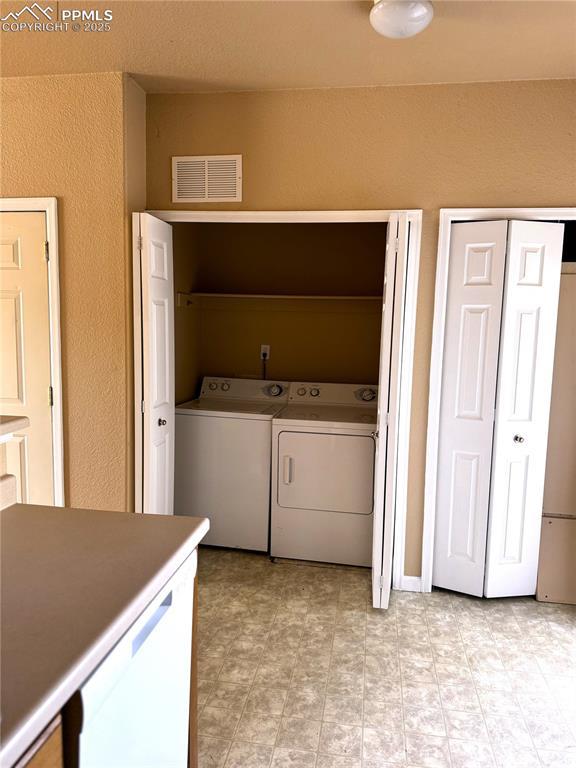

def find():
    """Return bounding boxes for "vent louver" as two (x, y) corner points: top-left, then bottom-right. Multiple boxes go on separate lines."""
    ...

(172, 155), (242, 203)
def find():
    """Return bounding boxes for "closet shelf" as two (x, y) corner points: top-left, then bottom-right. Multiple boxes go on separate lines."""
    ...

(177, 291), (382, 302)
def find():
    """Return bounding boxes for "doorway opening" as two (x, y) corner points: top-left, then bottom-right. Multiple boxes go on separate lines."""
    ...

(134, 209), (422, 609)
(0, 197), (64, 507)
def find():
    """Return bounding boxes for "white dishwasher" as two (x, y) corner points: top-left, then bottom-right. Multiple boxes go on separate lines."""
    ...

(76, 551), (196, 768)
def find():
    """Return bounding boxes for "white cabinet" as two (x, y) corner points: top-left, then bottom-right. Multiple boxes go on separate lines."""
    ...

(433, 220), (564, 597)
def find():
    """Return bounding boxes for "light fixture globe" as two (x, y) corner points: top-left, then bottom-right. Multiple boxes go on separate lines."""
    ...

(369, 0), (434, 38)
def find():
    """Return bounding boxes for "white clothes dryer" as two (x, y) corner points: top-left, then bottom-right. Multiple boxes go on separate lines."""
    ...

(175, 377), (289, 551)
(271, 382), (378, 567)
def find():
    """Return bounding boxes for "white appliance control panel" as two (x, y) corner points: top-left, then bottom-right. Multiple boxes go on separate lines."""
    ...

(288, 382), (378, 406)
(200, 377), (290, 401)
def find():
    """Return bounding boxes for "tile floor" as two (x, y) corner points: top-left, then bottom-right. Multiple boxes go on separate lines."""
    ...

(196, 548), (576, 768)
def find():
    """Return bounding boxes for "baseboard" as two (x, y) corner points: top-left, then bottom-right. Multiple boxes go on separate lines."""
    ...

(394, 575), (423, 593)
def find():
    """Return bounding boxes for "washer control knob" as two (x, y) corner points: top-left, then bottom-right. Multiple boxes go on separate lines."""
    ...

(310, 388), (320, 397)
(208, 382), (218, 391)
(297, 387), (307, 396)
(360, 388), (376, 402)
(267, 384), (283, 397)
(221, 382), (230, 391)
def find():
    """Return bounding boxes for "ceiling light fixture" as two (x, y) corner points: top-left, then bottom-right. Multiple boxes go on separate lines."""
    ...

(369, 0), (434, 39)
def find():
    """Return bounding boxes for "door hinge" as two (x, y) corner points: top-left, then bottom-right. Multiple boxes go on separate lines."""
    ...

(141, 400), (145, 414)
(394, 237), (400, 254)
(379, 575), (385, 589)
(48, 386), (54, 407)
(137, 235), (143, 251)
(44, 241), (49, 261)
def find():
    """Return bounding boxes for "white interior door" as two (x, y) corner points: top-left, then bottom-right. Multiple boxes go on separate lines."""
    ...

(371, 214), (409, 609)
(0, 211), (54, 504)
(485, 220), (564, 597)
(136, 213), (175, 516)
(433, 221), (508, 596)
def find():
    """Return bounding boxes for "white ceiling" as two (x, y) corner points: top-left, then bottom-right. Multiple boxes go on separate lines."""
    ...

(1, 0), (575, 92)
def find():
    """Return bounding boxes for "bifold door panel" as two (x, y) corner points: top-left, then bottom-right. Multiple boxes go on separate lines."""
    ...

(433, 221), (508, 596)
(485, 220), (563, 597)
(277, 431), (375, 514)
(433, 219), (564, 598)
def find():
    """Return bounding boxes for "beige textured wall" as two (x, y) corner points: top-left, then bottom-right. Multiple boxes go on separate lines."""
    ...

(148, 80), (576, 575)
(0, 72), (143, 512)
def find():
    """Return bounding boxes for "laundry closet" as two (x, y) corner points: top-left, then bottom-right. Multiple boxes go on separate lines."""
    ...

(171, 221), (386, 567)
(133, 210), (419, 610)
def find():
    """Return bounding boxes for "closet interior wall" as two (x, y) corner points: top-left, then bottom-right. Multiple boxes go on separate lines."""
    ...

(172, 222), (387, 403)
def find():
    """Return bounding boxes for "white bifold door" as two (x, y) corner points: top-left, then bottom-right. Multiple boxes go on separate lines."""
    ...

(134, 213), (175, 516)
(372, 213), (410, 609)
(434, 220), (564, 597)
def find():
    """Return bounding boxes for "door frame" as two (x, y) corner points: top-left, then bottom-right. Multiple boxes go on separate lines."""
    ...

(423, 206), (576, 593)
(135, 209), (422, 590)
(0, 197), (64, 505)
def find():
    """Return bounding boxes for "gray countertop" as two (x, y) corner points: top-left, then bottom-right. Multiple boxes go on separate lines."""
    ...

(0, 504), (209, 767)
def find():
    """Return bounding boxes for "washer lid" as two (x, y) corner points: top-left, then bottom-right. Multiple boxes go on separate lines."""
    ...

(175, 398), (281, 420)
(274, 404), (377, 427)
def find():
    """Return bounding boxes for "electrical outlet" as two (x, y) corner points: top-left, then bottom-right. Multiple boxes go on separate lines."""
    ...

(260, 344), (270, 360)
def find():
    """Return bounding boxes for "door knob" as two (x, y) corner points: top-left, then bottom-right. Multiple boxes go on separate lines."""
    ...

(158, 418), (167, 426)
(513, 434), (525, 443)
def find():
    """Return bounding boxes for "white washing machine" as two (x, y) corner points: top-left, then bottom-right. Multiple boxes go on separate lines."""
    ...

(175, 377), (289, 551)
(271, 382), (378, 567)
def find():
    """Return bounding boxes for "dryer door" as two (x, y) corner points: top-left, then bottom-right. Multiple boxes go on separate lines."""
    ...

(277, 431), (375, 514)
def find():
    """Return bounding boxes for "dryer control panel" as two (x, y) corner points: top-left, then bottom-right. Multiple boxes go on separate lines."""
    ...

(288, 382), (378, 406)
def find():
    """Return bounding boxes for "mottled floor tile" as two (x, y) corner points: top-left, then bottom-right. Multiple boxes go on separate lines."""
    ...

(284, 686), (325, 719)
(362, 727), (406, 763)
(207, 682), (250, 712)
(492, 744), (541, 768)
(443, 709), (488, 741)
(316, 754), (361, 768)
(448, 739), (496, 768)
(363, 699), (403, 731)
(537, 749), (576, 768)
(439, 683), (481, 713)
(255, 661), (295, 688)
(323, 695), (363, 726)
(198, 736), (231, 768)
(234, 712), (281, 745)
(245, 685), (288, 715)
(405, 731), (450, 767)
(271, 748), (317, 767)
(319, 722), (363, 757)
(484, 714), (532, 748)
(277, 717), (322, 751)
(403, 707), (446, 737)
(402, 681), (441, 709)
(224, 741), (273, 768)
(199, 707), (242, 739)
(218, 659), (259, 686)
(197, 550), (576, 768)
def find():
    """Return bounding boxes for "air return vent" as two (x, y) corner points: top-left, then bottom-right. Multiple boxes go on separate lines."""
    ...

(172, 155), (242, 203)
